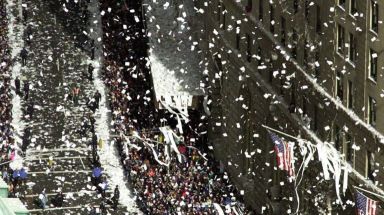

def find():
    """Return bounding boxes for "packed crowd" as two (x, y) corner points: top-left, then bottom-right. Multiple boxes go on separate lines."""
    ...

(0, 0), (27, 197)
(100, 0), (250, 214)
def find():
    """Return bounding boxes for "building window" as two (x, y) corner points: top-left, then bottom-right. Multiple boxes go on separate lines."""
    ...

(304, 39), (309, 65)
(336, 71), (343, 101)
(313, 104), (318, 131)
(302, 96), (307, 115)
(281, 16), (286, 46)
(293, 0), (299, 14)
(316, 5), (322, 33)
(292, 29), (298, 59)
(270, 3), (275, 33)
(217, 2), (221, 22)
(368, 96), (377, 126)
(236, 23), (240, 50)
(371, 0), (378, 33)
(334, 125), (342, 151)
(305, 0), (310, 22)
(259, 0), (264, 21)
(347, 80), (354, 109)
(370, 49), (377, 81)
(345, 134), (353, 164)
(246, 34), (252, 62)
(257, 46), (263, 69)
(367, 151), (375, 181)
(349, 33), (356, 63)
(350, 0), (357, 15)
(338, 0), (346, 8)
(315, 48), (320, 78)
(222, 5), (226, 30)
(337, 25), (345, 54)
(246, 0), (253, 12)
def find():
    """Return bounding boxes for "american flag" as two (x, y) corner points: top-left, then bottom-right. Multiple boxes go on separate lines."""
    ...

(356, 190), (377, 215)
(268, 131), (294, 176)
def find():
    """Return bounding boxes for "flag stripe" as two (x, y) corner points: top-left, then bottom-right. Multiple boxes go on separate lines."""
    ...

(268, 131), (294, 176)
(356, 190), (377, 215)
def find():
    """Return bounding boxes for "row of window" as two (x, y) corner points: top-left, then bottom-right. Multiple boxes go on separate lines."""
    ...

(335, 72), (354, 109)
(337, 25), (357, 64)
(337, 23), (378, 82)
(335, 72), (376, 126)
(333, 124), (376, 181)
(338, 0), (379, 33)
(240, 0), (378, 181)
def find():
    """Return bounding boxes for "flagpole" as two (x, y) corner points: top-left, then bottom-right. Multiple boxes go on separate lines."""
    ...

(354, 186), (384, 199)
(262, 125), (309, 142)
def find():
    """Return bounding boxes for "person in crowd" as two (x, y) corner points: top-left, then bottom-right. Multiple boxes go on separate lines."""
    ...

(112, 185), (120, 210)
(20, 47), (28, 66)
(38, 189), (48, 209)
(92, 166), (102, 186)
(23, 80), (29, 99)
(94, 91), (101, 109)
(51, 191), (64, 207)
(72, 85), (80, 105)
(99, 200), (107, 215)
(88, 63), (93, 81)
(14, 76), (20, 95)
(98, 178), (108, 197)
(26, 101), (34, 119)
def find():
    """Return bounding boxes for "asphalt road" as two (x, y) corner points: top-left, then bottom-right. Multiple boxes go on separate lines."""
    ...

(8, 0), (131, 213)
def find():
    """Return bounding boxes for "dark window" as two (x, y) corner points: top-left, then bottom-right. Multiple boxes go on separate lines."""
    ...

(371, 0), (378, 33)
(315, 49), (320, 78)
(246, 34), (252, 62)
(316, 5), (322, 33)
(302, 96), (307, 115)
(348, 80), (354, 109)
(293, 0), (299, 14)
(292, 29), (298, 59)
(345, 134), (353, 163)
(246, 0), (253, 12)
(257, 46), (263, 70)
(338, 0), (346, 8)
(334, 125), (341, 151)
(305, 0), (310, 22)
(349, 33), (356, 63)
(304, 39), (309, 65)
(313, 104), (318, 131)
(217, 2), (221, 21)
(336, 71), (343, 101)
(222, 5), (226, 30)
(369, 96), (377, 126)
(281, 16), (286, 45)
(236, 24), (240, 50)
(370, 49), (377, 81)
(270, 3), (275, 33)
(367, 151), (375, 181)
(337, 25), (345, 54)
(259, 0), (264, 21)
(350, 0), (357, 15)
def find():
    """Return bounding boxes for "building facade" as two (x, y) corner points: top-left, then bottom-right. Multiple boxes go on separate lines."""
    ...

(195, 0), (384, 214)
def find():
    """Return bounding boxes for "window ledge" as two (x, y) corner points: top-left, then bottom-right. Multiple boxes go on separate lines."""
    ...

(348, 13), (357, 20)
(368, 77), (377, 84)
(336, 51), (345, 59)
(347, 60), (356, 68)
(369, 29), (378, 37)
(337, 5), (346, 11)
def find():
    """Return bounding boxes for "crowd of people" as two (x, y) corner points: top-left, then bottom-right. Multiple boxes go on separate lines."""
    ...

(0, 0), (28, 198)
(100, 0), (250, 214)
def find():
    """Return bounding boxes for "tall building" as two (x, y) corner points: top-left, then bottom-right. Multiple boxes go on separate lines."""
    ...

(195, 0), (384, 213)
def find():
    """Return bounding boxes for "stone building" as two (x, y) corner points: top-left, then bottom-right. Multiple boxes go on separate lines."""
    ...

(194, 0), (384, 213)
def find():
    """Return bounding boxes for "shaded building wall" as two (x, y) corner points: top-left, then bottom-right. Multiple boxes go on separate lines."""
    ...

(195, 0), (384, 214)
